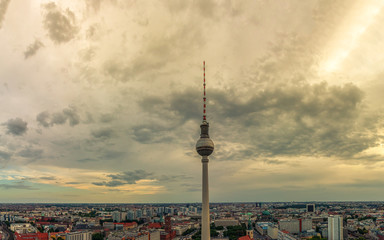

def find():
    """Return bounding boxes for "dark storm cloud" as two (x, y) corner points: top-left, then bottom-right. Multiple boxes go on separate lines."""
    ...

(157, 175), (192, 182)
(4, 118), (28, 135)
(0, 150), (11, 166)
(99, 114), (114, 123)
(65, 181), (82, 184)
(101, 150), (125, 159)
(91, 128), (114, 139)
(24, 40), (44, 59)
(170, 90), (201, 121)
(92, 180), (125, 187)
(42, 2), (78, 44)
(134, 92), (199, 144)
(210, 82), (376, 159)
(0, 183), (38, 190)
(141, 80), (378, 160)
(0, 150), (11, 159)
(108, 170), (153, 183)
(51, 112), (67, 125)
(92, 170), (153, 187)
(36, 111), (50, 127)
(132, 124), (173, 144)
(139, 89), (200, 124)
(18, 148), (43, 159)
(36, 107), (80, 127)
(0, 0), (11, 29)
(63, 108), (80, 126)
(39, 176), (56, 180)
(77, 158), (97, 163)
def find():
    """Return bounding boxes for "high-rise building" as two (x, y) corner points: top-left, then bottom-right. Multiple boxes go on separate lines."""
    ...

(158, 207), (164, 215)
(146, 208), (153, 217)
(127, 210), (136, 220)
(196, 61), (214, 240)
(306, 204), (315, 213)
(328, 215), (343, 240)
(246, 215), (254, 239)
(65, 232), (92, 240)
(136, 209), (142, 219)
(112, 211), (121, 222)
(278, 219), (312, 234)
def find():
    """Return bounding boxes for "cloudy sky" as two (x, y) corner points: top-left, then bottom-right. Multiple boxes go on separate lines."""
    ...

(1, 0), (384, 203)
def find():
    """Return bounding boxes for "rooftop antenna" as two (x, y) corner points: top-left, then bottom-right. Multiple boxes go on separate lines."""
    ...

(203, 61), (206, 122)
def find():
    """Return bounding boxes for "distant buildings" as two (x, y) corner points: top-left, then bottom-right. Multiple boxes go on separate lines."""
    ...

(255, 222), (273, 236)
(214, 218), (239, 227)
(15, 232), (49, 240)
(66, 231), (92, 240)
(306, 204), (315, 213)
(278, 219), (312, 234)
(328, 215), (343, 240)
(277, 230), (297, 240)
(112, 211), (121, 223)
(10, 223), (36, 234)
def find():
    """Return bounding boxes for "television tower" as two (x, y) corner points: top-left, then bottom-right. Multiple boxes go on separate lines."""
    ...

(196, 61), (214, 240)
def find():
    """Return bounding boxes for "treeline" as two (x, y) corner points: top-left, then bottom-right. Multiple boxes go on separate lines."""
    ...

(223, 224), (246, 240)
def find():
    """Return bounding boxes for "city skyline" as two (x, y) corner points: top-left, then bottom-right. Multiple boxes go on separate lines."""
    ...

(1, 0), (384, 203)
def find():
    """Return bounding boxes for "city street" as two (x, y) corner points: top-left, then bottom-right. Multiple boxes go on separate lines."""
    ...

(0, 223), (14, 240)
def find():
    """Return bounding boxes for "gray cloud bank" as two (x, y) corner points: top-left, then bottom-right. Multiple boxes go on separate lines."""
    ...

(0, 182), (37, 190)
(24, 40), (44, 59)
(4, 118), (28, 135)
(93, 170), (153, 187)
(140, 81), (378, 161)
(42, 2), (78, 44)
(37, 107), (80, 128)
(0, 0), (11, 29)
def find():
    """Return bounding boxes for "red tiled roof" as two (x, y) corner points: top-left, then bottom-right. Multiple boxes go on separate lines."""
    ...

(238, 236), (251, 240)
(148, 223), (162, 229)
(15, 233), (49, 240)
(36, 222), (51, 225)
(113, 222), (137, 227)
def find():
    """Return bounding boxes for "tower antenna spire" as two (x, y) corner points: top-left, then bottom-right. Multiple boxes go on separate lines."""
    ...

(203, 61), (206, 122)
(196, 61), (214, 240)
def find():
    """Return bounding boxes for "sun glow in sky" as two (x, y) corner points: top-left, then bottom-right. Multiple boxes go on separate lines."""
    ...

(320, 1), (384, 73)
(1, 0), (384, 203)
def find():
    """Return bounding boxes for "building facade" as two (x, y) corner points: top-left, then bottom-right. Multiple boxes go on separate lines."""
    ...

(328, 215), (343, 240)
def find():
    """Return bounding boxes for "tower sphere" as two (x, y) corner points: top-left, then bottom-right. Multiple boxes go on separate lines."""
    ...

(196, 121), (214, 157)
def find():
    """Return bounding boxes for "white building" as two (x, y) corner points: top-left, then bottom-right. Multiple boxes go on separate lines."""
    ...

(65, 231), (92, 240)
(328, 215), (343, 240)
(10, 223), (36, 234)
(277, 230), (298, 240)
(306, 204), (315, 213)
(112, 211), (121, 222)
(214, 218), (239, 227)
(278, 219), (312, 234)
(267, 225), (278, 239)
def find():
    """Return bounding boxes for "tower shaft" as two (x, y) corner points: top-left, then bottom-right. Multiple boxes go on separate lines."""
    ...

(202, 156), (210, 240)
(196, 61), (214, 240)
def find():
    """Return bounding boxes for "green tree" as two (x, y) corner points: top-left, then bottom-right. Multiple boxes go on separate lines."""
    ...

(92, 233), (104, 240)
(223, 225), (246, 240)
(182, 228), (196, 236)
(357, 228), (368, 234)
(310, 236), (326, 240)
